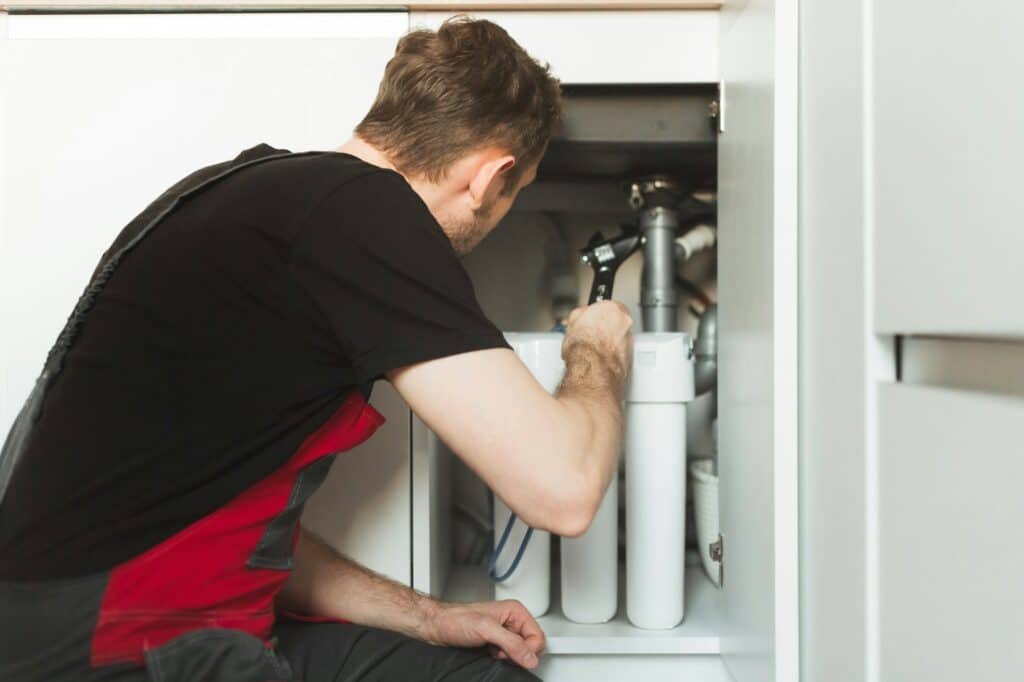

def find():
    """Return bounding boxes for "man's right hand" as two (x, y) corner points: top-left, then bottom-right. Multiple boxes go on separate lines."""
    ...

(561, 301), (634, 388)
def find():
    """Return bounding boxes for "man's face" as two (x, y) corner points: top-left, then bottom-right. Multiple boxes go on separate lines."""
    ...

(443, 162), (539, 256)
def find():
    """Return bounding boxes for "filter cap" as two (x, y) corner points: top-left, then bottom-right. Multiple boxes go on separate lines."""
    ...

(504, 331), (696, 403)
(628, 333), (695, 403)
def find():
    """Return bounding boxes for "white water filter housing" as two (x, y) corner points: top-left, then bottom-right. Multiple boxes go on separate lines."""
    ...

(561, 474), (618, 623)
(510, 334), (620, 624)
(510, 333), (620, 623)
(626, 333), (695, 629)
(492, 497), (549, 617)
(494, 333), (563, 617)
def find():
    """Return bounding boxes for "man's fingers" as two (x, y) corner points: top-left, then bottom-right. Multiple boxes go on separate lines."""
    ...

(477, 617), (538, 669)
(500, 601), (546, 654)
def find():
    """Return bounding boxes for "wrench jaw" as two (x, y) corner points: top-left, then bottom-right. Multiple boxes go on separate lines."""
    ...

(580, 231), (645, 305)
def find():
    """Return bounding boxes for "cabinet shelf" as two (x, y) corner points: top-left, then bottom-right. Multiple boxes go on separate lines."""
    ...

(443, 562), (722, 656)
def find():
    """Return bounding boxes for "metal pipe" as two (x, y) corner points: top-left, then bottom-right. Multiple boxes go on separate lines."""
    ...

(628, 176), (685, 332)
(639, 206), (680, 331)
(693, 304), (718, 395)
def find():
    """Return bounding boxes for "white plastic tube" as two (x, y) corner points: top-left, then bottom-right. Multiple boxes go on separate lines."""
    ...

(625, 333), (694, 629)
(675, 224), (717, 261)
(561, 475), (618, 623)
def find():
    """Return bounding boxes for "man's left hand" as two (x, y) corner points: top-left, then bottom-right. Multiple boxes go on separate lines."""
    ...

(420, 599), (546, 670)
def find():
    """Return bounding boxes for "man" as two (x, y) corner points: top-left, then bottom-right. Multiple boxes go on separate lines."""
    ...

(0, 17), (632, 682)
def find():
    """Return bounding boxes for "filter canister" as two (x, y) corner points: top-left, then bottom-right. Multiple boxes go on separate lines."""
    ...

(561, 475), (618, 623)
(499, 332), (695, 627)
(625, 333), (694, 629)
(492, 495), (551, 617)
(495, 333), (564, 617)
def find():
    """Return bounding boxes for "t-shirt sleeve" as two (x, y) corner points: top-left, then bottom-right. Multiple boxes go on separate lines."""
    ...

(289, 170), (510, 384)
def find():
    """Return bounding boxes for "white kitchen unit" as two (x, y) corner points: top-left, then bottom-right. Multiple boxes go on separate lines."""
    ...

(0, 6), (797, 682)
(872, 2), (1024, 339)
(400, 5), (797, 679)
(869, 3), (1024, 681)
(801, 2), (1024, 682)
(410, 9), (719, 84)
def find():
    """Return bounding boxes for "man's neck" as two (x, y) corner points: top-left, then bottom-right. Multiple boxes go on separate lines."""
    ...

(335, 137), (399, 174)
(336, 137), (450, 229)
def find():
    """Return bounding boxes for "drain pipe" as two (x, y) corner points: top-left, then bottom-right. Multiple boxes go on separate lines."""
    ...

(675, 222), (718, 396)
(628, 176), (686, 332)
(694, 303), (719, 476)
(627, 176), (718, 393)
(693, 304), (718, 396)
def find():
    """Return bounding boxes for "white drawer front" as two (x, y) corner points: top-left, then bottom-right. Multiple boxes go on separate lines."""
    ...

(878, 383), (1024, 681)
(872, 1), (1024, 336)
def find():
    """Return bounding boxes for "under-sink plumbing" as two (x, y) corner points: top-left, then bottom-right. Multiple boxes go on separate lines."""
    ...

(629, 175), (688, 332)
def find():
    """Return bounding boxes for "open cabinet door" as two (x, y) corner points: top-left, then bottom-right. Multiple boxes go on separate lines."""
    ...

(717, 1), (799, 681)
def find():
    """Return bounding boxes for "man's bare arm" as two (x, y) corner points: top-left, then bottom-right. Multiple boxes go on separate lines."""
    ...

(277, 529), (546, 669)
(388, 301), (632, 537)
(278, 529), (431, 639)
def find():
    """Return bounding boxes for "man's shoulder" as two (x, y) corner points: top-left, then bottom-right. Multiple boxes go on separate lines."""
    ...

(246, 148), (413, 206)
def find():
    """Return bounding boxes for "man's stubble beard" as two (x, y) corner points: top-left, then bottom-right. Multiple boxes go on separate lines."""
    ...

(441, 202), (496, 257)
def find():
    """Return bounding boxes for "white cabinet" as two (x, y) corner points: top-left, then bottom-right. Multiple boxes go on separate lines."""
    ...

(717, 1), (799, 680)
(1, 7), (801, 682)
(870, 1), (1024, 676)
(406, 6), (798, 682)
(877, 384), (1024, 681)
(801, 2), (1024, 681)
(410, 10), (719, 85)
(872, 1), (1024, 337)
(798, 1), (872, 680)
(868, 4), (1024, 680)
(302, 383), (413, 584)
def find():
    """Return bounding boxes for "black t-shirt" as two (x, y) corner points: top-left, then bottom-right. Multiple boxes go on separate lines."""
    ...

(0, 144), (508, 580)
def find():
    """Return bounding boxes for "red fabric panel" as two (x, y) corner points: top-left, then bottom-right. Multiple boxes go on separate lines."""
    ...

(90, 392), (385, 667)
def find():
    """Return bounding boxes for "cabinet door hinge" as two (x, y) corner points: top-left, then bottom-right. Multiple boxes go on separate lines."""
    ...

(711, 81), (726, 135)
(710, 533), (724, 585)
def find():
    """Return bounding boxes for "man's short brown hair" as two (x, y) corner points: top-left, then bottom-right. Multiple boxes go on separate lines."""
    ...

(355, 16), (562, 188)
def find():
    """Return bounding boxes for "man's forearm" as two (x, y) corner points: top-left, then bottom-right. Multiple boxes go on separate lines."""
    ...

(277, 528), (437, 641)
(279, 529), (547, 668)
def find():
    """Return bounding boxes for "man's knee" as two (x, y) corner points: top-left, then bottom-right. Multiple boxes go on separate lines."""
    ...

(272, 620), (543, 682)
(484, 659), (543, 682)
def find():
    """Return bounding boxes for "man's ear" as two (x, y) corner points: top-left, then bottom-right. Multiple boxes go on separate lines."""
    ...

(468, 154), (516, 209)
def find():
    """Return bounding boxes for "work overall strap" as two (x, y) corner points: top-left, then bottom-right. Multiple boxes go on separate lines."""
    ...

(0, 146), (321, 504)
